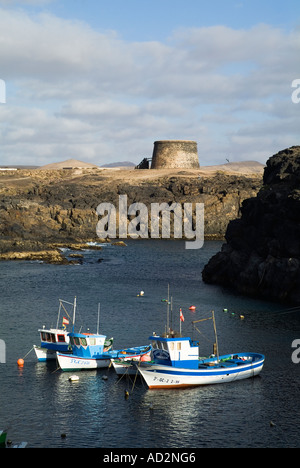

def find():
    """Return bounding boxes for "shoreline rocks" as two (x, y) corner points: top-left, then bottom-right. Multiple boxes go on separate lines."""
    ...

(0, 239), (106, 264)
(0, 164), (263, 263)
(0, 249), (72, 264)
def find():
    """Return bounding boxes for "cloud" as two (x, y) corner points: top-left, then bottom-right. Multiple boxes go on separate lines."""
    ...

(0, 7), (299, 166)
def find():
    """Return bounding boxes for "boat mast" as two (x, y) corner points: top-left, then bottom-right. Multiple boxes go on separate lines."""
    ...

(179, 305), (182, 337)
(167, 284), (170, 335)
(56, 301), (62, 330)
(170, 295), (173, 334)
(72, 296), (77, 332)
(212, 310), (219, 362)
(97, 303), (100, 335)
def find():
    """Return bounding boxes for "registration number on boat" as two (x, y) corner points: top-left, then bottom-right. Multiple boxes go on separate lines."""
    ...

(152, 376), (180, 385)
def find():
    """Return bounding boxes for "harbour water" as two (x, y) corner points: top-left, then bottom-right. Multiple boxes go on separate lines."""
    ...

(0, 239), (299, 448)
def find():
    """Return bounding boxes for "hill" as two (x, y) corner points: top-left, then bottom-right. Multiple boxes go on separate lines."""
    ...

(39, 159), (99, 170)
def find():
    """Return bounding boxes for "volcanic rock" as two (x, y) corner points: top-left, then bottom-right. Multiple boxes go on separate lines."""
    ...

(202, 146), (300, 304)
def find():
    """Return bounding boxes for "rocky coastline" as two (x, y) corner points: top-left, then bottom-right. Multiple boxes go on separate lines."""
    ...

(0, 164), (263, 264)
(202, 146), (300, 305)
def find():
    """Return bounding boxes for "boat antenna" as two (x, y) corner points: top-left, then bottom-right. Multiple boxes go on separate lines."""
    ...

(97, 303), (100, 335)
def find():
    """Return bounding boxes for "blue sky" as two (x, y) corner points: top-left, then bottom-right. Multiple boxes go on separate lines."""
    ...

(0, 0), (299, 166)
(30, 0), (300, 40)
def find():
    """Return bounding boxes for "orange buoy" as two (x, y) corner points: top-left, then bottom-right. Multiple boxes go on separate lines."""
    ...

(140, 354), (151, 362)
(189, 305), (196, 310)
(17, 358), (24, 367)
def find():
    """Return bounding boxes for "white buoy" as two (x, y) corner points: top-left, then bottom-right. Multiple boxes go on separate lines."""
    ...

(69, 375), (79, 382)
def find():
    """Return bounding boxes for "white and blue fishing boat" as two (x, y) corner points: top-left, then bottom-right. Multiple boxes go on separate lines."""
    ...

(137, 310), (265, 389)
(33, 297), (76, 361)
(56, 331), (151, 371)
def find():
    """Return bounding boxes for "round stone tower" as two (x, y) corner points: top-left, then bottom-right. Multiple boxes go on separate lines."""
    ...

(151, 140), (199, 169)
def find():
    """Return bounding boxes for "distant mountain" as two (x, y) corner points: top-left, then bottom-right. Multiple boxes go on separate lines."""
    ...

(39, 159), (99, 170)
(101, 161), (135, 168)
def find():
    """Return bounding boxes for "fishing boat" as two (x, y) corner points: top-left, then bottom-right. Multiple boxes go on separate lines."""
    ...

(137, 310), (265, 389)
(0, 430), (27, 449)
(56, 331), (151, 371)
(111, 350), (152, 375)
(33, 297), (76, 361)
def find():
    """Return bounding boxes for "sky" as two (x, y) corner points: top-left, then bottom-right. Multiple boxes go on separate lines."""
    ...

(0, 0), (299, 167)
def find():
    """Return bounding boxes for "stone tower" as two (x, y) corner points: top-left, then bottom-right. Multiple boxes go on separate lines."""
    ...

(151, 140), (199, 169)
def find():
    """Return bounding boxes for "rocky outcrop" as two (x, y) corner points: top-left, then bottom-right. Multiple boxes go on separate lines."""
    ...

(0, 249), (71, 264)
(202, 146), (300, 305)
(0, 239), (104, 264)
(0, 167), (262, 262)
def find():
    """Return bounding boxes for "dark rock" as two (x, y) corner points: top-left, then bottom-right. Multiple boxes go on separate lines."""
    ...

(202, 146), (300, 305)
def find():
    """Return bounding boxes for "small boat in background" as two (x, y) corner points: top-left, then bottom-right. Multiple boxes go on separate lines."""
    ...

(111, 349), (152, 375)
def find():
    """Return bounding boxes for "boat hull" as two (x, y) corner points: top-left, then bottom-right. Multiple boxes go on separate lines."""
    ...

(56, 352), (111, 371)
(112, 350), (152, 375)
(57, 349), (151, 372)
(112, 358), (151, 375)
(34, 345), (70, 362)
(138, 353), (265, 389)
(112, 360), (137, 375)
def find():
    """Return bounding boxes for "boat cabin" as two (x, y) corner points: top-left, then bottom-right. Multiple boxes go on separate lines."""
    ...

(68, 332), (112, 359)
(150, 334), (199, 369)
(39, 328), (70, 353)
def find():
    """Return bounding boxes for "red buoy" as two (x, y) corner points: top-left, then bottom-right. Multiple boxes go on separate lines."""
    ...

(140, 354), (151, 362)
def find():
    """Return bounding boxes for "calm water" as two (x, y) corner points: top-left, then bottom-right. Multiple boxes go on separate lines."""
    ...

(0, 239), (299, 448)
